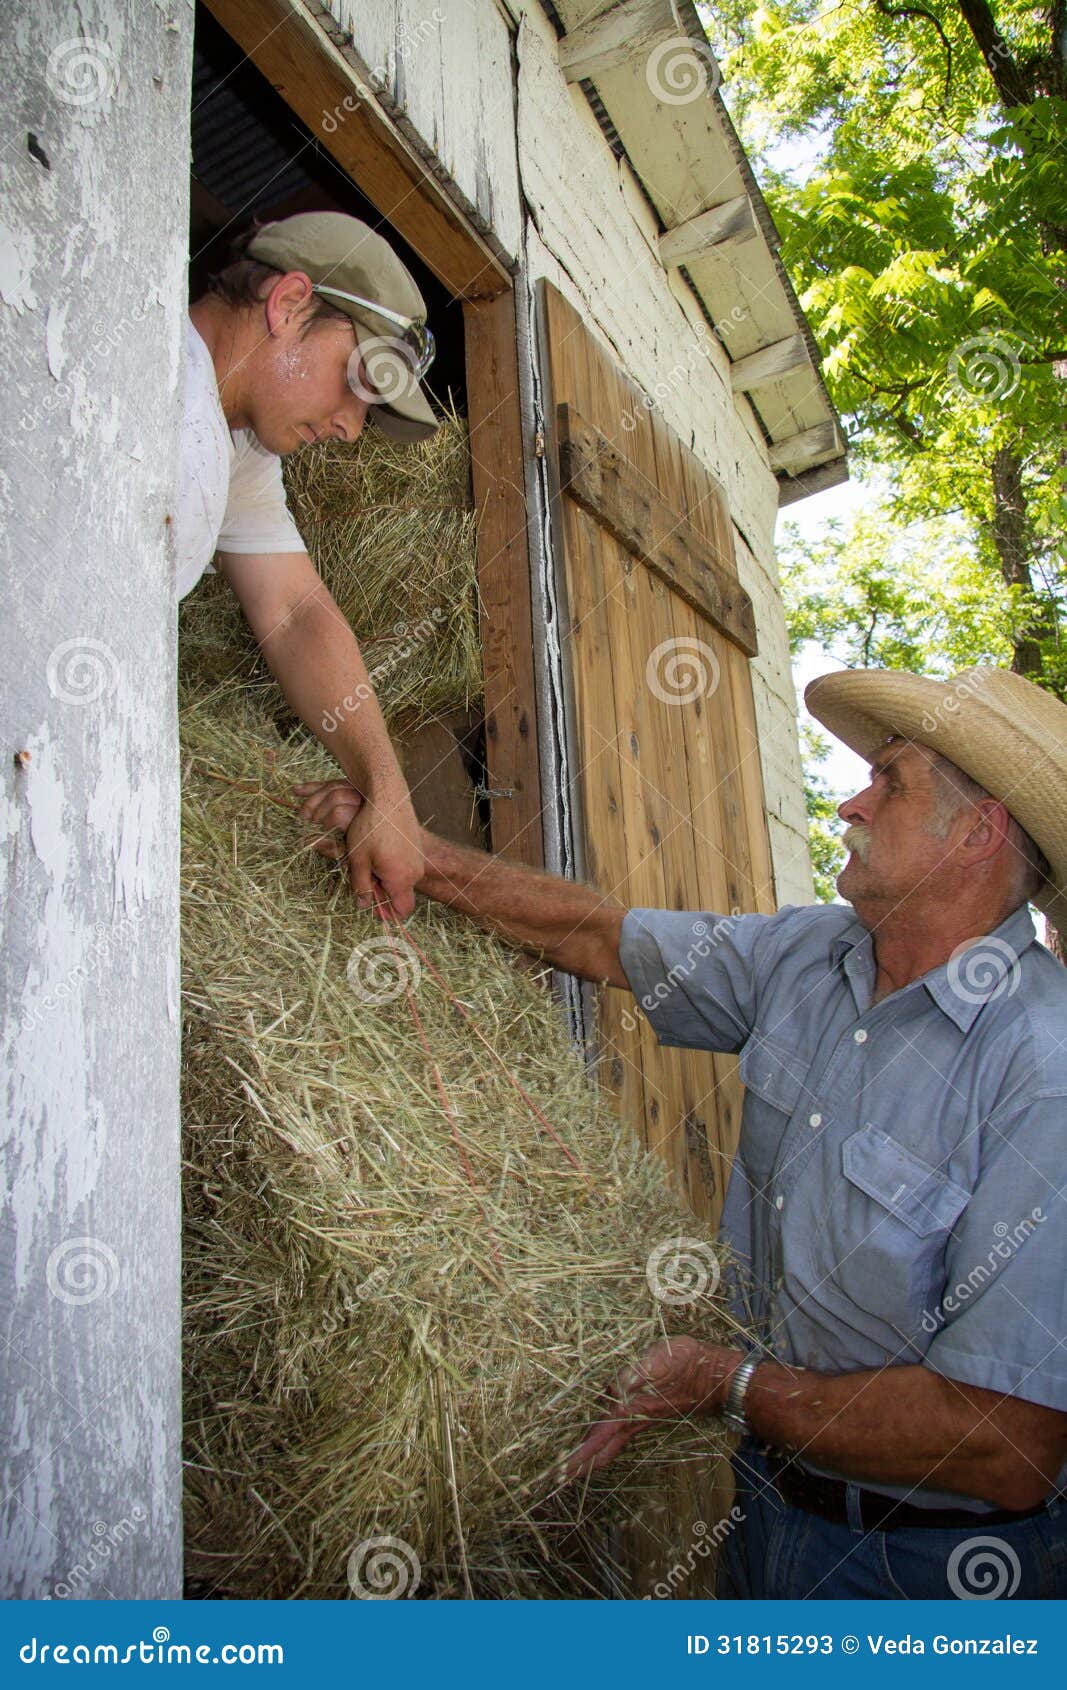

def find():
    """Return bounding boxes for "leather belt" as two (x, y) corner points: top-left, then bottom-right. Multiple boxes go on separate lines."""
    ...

(764, 1451), (1048, 1533)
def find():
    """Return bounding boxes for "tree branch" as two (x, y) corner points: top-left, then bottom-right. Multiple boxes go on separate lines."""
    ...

(875, 0), (954, 101)
(955, 0), (1034, 105)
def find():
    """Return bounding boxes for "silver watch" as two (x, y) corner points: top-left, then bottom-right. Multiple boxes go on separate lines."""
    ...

(721, 1353), (761, 1433)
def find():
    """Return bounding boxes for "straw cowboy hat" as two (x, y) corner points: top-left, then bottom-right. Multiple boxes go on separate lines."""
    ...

(805, 665), (1067, 934)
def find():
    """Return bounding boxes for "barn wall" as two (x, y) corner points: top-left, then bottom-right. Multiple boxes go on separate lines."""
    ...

(0, 2), (190, 1598)
(318, 0), (813, 905)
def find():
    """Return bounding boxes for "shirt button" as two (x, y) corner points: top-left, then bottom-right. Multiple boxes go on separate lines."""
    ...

(809, 1112), (822, 1127)
(853, 1028), (868, 1043)
(775, 1194), (784, 1211)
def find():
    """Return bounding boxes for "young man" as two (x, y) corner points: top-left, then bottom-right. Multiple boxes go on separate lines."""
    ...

(295, 665), (1067, 1599)
(180, 210), (436, 918)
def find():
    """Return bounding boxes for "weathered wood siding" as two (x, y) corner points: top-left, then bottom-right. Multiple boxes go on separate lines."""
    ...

(0, 1), (190, 1598)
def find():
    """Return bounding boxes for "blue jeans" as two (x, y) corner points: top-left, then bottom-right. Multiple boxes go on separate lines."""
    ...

(716, 1442), (1067, 1599)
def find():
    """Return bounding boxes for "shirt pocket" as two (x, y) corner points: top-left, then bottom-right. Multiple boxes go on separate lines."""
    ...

(737, 1031), (809, 1188)
(819, 1125), (970, 1348)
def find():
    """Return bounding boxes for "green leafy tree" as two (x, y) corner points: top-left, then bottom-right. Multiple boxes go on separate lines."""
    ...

(710, 0), (1067, 691)
(800, 719), (848, 900)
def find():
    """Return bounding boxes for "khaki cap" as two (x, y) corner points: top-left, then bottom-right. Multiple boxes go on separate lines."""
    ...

(247, 211), (438, 442)
(805, 665), (1067, 934)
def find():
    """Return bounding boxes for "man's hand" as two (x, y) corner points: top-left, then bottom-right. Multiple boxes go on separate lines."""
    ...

(295, 776), (424, 919)
(563, 1338), (741, 1480)
(295, 778), (364, 859)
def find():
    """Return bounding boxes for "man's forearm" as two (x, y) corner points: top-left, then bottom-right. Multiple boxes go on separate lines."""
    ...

(419, 831), (628, 986)
(741, 1358), (1050, 1510)
(259, 595), (405, 794)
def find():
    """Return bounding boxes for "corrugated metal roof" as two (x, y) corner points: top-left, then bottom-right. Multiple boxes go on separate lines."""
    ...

(191, 36), (319, 217)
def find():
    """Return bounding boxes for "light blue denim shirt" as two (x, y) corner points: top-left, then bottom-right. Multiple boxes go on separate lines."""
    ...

(620, 900), (1067, 1510)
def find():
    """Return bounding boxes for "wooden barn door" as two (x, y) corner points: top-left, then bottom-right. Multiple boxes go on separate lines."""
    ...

(538, 282), (776, 1228)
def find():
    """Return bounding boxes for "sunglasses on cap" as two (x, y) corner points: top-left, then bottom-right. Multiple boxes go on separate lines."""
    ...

(311, 284), (435, 379)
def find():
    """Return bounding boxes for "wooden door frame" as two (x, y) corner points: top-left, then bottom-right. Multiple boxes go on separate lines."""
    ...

(201, 0), (544, 866)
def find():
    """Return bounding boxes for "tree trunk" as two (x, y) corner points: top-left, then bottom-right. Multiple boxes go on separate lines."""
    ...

(990, 446), (1059, 681)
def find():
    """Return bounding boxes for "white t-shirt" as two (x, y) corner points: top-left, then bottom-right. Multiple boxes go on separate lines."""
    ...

(176, 319), (306, 600)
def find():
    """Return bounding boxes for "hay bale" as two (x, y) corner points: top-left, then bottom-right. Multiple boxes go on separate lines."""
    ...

(180, 695), (736, 1599)
(178, 412), (481, 728)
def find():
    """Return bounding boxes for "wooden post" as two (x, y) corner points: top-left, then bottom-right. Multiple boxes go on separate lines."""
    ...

(464, 293), (545, 867)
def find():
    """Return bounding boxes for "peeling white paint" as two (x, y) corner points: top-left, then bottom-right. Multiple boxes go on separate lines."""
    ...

(0, 220), (38, 313)
(45, 298), (71, 380)
(25, 726), (70, 885)
(1, 0), (188, 1601)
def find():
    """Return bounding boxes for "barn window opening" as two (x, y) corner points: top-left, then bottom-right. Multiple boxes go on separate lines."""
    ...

(182, 2), (486, 809)
(188, 3), (466, 414)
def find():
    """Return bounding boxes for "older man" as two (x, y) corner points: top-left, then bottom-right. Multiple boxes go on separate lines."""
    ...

(296, 665), (1067, 1599)
(181, 211), (437, 918)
